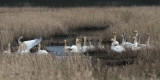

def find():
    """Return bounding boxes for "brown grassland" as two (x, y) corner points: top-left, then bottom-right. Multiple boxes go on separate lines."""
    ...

(0, 6), (160, 80)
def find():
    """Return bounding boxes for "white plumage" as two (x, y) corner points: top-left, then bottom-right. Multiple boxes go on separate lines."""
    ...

(88, 39), (95, 50)
(38, 43), (48, 54)
(131, 37), (142, 51)
(64, 39), (71, 53)
(82, 37), (89, 52)
(70, 38), (82, 53)
(111, 38), (125, 53)
(18, 36), (42, 54)
(121, 34), (133, 49)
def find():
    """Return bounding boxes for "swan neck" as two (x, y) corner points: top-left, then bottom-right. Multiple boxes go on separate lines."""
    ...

(114, 35), (116, 41)
(76, 38), (79, 46)
(147, 36), (150, 46)
(77, 41), (81, 50)
(122, 36), (125, 44)
(111, 41), (115, 47)
(134, 37), (137, 44)
(138, 35), (141, 44)
(89, 41), (92, 46)
(134, 37), (138, 47)
(135, 32), (138, 37)
(18, 37), (22, 44)
(64, 40), (67, 46)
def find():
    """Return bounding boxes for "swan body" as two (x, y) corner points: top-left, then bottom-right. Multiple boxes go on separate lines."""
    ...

(3, 43), (11, 54)
(111, 38), (125, 53)
(70, 38), (82, 53)
(64, 40), (71, 53)
(38, 44), (48, 54)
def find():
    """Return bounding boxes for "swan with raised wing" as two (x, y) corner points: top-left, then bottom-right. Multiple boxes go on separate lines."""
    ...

(18, 36), (42, 53)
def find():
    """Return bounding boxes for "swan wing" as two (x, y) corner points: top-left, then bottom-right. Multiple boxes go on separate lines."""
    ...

(23, 37), (42, 51)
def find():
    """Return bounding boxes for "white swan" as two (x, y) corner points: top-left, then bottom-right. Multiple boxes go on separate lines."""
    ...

(112, 32), (120, 45)
(111, 38), (125, 53)
(3, 43), (11, 54)
(70, 38), (82, 53)
(88, 39), (95, 50)
(131, 37), (142, 51)
(64, 39), (71, 53)
(97, 39), (105, 50)
(121, 34), (133, 49)
(37, 43), (48, 54)
(18, 36), (42, 53)
(82, 37), (89, 52)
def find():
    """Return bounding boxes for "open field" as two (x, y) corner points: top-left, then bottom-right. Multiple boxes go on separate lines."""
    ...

(0, 6), (160, 80)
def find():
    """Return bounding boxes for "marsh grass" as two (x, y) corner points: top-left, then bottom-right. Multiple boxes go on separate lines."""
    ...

(0, 7), (160, 80)
(0, 7), (160, 49)
(0, 49), (159, 80)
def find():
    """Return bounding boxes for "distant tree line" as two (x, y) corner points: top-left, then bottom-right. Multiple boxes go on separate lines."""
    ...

(0, 0), (160, 7)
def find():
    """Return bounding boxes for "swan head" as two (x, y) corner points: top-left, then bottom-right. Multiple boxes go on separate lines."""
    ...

(112, 32), (116, 35)
(19, 36), (23, 39)
(133, 30), (138, 33)
(99, 39), (103, 43)
(78, 38), (82, 43)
